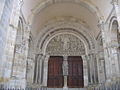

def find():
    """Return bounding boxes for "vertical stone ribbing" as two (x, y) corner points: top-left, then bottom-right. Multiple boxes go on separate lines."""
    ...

(89, 54), (94, 84)
(0, 0), (14, 82)
(111, 0), (120, 77)
(98, 20), (111, 80)
(82, 55), (88, 87)
(63, 56), (68, 89)
(42, 55), (49, 87)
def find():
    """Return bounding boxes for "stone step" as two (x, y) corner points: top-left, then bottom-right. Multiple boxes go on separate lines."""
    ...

(47, 88), (87, 90)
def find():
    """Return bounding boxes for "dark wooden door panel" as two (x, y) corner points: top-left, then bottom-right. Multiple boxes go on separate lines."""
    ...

(47, 56), (64, 88)
(67, 56), (84, 88)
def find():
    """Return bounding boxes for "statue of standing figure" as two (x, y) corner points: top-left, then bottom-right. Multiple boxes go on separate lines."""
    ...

(62, 56), (68, 76)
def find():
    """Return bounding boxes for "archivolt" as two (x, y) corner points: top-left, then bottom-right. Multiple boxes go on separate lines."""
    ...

(36, 20), (96, 55)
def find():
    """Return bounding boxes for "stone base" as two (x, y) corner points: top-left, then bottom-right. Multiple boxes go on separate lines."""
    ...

(1, 78), (26, 89)
(47, 88), (87, 90)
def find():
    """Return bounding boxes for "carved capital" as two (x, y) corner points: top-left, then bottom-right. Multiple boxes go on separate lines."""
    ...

(111, 0), (118, 5)
(63, 56), (68, 61)
(97, 19), (105, 30)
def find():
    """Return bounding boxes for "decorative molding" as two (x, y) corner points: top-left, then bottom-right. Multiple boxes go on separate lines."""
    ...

(46, 34), (85, 56)
(35, 18), (96, 55)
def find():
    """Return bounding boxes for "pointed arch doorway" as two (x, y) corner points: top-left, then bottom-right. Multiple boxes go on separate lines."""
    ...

(47, 56), (84, 88)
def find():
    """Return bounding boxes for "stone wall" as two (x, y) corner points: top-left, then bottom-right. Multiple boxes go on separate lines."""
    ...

(0, 0), (120, 89)
(0, 0), (30, 89)
(0, 0), (14, 81)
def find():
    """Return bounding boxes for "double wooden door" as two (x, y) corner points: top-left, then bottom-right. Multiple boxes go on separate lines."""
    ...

(47, 56), (64, 88)
(47, 56), (84, 88)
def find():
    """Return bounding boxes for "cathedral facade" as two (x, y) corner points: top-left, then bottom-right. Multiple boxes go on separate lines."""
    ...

(0, 0), (120, 90)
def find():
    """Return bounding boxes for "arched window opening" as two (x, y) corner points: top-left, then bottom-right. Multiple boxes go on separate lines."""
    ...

(111, 20), (119, 45)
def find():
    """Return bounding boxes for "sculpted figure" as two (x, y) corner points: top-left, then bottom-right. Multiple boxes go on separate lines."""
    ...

(62, 60), (68, 76)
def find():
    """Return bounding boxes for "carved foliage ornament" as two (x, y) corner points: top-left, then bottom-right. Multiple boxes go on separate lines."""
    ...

(46, 34), (85, 56)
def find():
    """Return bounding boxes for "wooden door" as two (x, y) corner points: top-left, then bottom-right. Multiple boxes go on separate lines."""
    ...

(67, 56), (84, 88)
(47, 56), (64, 88)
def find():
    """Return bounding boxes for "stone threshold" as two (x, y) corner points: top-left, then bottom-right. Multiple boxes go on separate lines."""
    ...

(47, 88), (87, 90)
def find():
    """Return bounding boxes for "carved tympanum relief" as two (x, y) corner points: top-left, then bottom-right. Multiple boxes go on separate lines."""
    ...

(46, 34), (85, 56)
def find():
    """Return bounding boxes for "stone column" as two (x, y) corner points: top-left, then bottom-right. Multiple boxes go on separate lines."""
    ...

(88, 54), (94, 84)
(33, 54), (45, 85)
(63, 56), (68, 89)
(86, 55), (91, 85)
(88, 52), (99, 84)
(40, 55), (45, 85)
(38, 55), (44, 84)
(112, 0), (120, 31)
(93, 54), (98, 84)
(92, 54), (96, 83)
(34, 54), (41, 84)
(42, 55), (49, 86)
(81, 55), (88, 87)
(33, 55), (38, 84)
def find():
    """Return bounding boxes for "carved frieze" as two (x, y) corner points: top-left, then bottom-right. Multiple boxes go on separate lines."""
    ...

(46, 34), (85, 56)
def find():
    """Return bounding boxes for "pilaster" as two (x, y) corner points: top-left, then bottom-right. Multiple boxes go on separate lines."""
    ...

(42, 55), (49, 86)
(98, 20), (112, 80)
